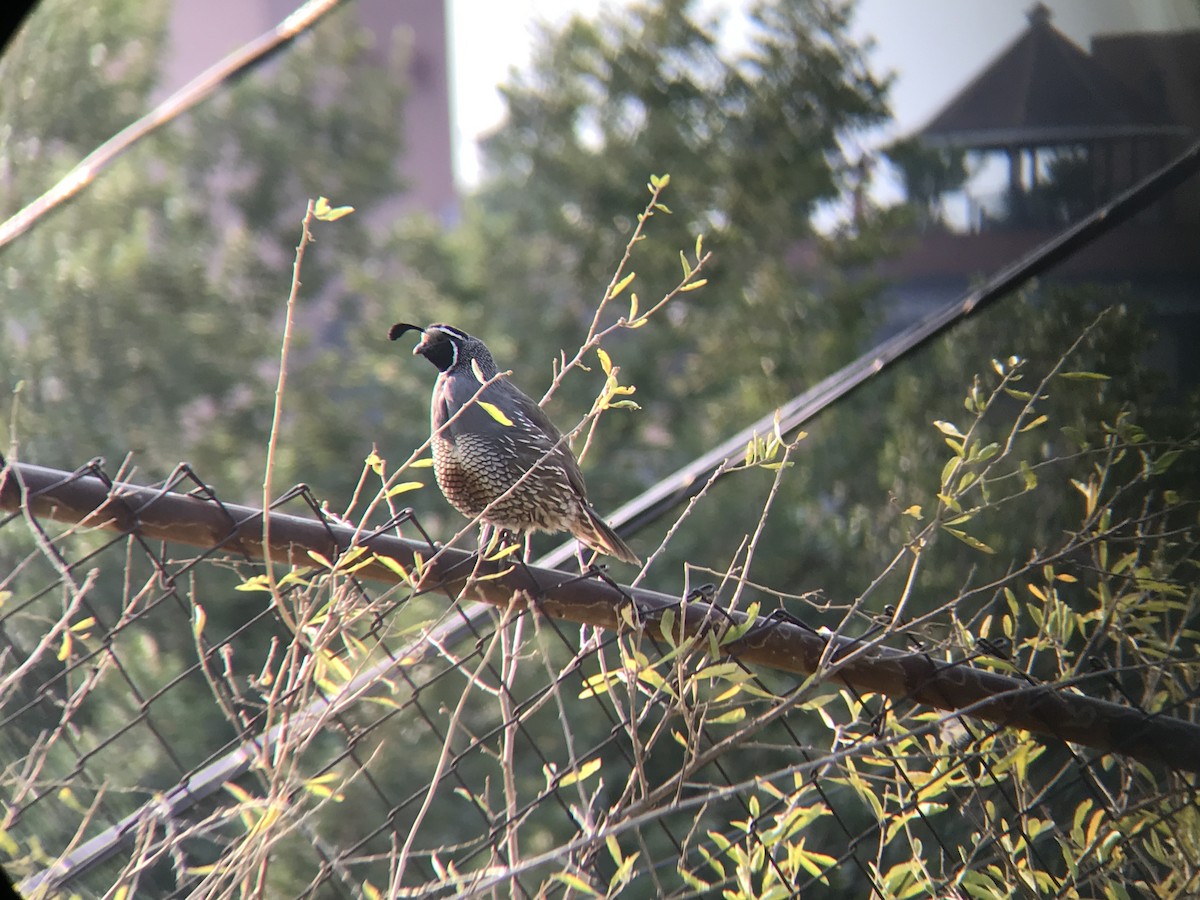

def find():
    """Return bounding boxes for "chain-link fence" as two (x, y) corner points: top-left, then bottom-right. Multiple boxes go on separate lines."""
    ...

(3, 449), (1198, 898)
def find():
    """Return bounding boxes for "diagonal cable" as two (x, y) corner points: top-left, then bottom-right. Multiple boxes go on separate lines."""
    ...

(536, 137), (1200, 568)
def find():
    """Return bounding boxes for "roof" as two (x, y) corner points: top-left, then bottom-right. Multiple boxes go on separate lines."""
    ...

(919, 3), (1186, 149)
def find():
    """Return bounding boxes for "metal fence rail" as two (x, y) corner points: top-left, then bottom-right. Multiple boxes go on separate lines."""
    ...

(3, 456), (1198, 897)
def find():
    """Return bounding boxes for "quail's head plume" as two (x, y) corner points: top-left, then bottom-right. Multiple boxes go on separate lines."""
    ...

(390, 322), (640, 565)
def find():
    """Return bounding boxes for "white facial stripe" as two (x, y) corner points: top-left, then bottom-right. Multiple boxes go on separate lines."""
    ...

(430, 324), (470, 342)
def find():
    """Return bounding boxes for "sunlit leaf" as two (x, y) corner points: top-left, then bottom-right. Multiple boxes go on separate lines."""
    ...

(611, 271), (636, 297)
(559, 757), (602, 787)
(941, 526), (995, 554)
(313, 196), (355, 221)
(386, 481), (424, 498)
(478, 401), (513, 426)
(364, 449), (385, 475)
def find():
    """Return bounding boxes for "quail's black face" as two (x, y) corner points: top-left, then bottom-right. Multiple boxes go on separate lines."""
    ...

(390, 322), (455, 372)
(389, 322), (485, 374)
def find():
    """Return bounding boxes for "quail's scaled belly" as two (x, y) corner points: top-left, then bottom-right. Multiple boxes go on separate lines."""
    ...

(433, 433), (576, 533)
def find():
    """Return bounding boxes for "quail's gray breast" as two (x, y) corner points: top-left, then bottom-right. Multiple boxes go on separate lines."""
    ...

(433, 433), (581, 534)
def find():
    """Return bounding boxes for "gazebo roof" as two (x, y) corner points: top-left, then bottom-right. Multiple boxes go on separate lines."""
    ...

(919, 3), (1184, 149)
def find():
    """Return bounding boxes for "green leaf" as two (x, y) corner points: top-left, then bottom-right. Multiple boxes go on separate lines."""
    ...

(559, 757), (602, 787)
(1019, 413), (1048, 432)
(313, 196), (355, 221)
(550, 873), (600, 896)
(1020, 460), (1038, 490)
(679, 250), (692, 279)
(1148, 449), (1183, 476)
(708, 708), (747, 725)
(611, 271), (636, 297)
(386, 481), (424, 498)
(932, 420), (965, 438)
(679, 278), (707, 292)
(235, 574), (272, 592)
(1058, 370), (1110, 381)
(364, 449), (385, 475)
(478, 401), (513, 426)
(941, 526), (995, 554)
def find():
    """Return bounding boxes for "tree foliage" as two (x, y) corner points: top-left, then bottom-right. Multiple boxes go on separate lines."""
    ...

(1, 0), (1198, 897)
(0, 0), (411, 501)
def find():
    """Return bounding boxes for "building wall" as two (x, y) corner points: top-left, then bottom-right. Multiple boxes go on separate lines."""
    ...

(161, 0), (457, 223)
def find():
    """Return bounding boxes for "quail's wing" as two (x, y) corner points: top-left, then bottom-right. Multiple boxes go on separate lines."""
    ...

(449, 378), (590, 499)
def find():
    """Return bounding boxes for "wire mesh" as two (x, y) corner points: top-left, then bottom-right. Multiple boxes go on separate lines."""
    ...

(2, 454), (1197, 898)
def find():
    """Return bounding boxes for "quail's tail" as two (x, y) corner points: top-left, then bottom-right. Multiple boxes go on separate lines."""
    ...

(577, 506), (641, 565)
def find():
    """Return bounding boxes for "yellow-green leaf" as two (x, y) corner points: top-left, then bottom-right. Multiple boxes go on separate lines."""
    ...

(559, 757), (602, 787)
(313, 196), (355, 221)
(478, 401), (513, 426)
(1019, 414), (1048, 433)
(387, 481), (424, 498)
(235, 574), (272, 592)
(364, 449), (384, 475)
(611, 271), (636, 297)
(373, 555), (410, 581)
(1020, 461), (1038, 490)
(708, 708), (747, 725)
(551, 873), (600, 896)
(933, 420), (965, 439)
(679, 278), (707, 292)
(941, 526), (995, 554)
(597, 347), (613, 375)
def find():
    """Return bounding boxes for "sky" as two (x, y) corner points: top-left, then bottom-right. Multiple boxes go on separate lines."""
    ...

(445, 0), (1200, 188)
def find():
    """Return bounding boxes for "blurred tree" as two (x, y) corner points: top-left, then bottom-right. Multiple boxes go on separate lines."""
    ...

(455, 0), (1196, 633)
(0, 0), (414, 504)
(881, 134), (968, 227)
(454, 0), (893, 582)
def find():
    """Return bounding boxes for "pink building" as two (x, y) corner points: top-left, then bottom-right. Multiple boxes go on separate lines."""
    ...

(163, 0), (457, 222)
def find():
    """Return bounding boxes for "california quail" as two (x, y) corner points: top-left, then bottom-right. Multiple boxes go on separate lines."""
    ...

(390, 322), (640, 565)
